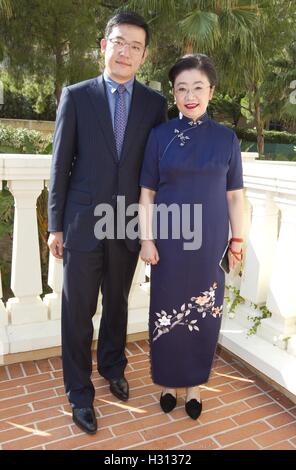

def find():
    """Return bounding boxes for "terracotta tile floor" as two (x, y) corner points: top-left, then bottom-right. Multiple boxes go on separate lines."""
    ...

(0, 341), (295, 450)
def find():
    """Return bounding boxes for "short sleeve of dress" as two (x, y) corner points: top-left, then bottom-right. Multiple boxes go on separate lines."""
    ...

(140, 129), (160, 191)
(227, 132), (244, 191)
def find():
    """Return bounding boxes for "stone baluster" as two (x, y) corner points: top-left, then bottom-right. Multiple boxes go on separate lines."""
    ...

(262, 196), (296, 344)
(239, 190), (279, 304)
(6, 180), (48, 324)
(0, 269), (8, 327)
(44, 253), (63, 320)
(128, 259), (150, 334)
(0, 269), (9, 356)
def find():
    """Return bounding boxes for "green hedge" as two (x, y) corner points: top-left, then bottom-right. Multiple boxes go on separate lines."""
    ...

(218, 124), (295, 145)
(0, 88), (56, 121)
(257, 153), (296, 162)
(168, 107), (296, 144)
(230, 126), (295, 144)
(0, 124), (52, 154)
(0, 121), (295, 155)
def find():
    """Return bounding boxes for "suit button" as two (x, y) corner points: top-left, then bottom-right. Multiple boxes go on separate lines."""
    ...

(112, 194), (117, 200)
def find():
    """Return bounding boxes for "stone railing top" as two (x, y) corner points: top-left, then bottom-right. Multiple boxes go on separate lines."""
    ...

(241, 152), (258, 162)
(0, 154), (51, 180)
(243, 159), (296, 196)
(0, 153), (296, 196)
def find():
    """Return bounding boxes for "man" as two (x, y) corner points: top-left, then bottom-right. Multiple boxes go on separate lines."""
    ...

(48, 11), (167, 434)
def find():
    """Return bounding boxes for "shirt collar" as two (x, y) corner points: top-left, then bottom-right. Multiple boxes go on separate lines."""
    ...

(103, 70), (134, 95)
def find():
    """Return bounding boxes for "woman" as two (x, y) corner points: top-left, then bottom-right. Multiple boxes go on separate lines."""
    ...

(139, 54), (244, 420)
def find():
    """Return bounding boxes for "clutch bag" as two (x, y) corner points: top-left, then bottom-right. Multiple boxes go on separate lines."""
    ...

(219, 244), (230, 274)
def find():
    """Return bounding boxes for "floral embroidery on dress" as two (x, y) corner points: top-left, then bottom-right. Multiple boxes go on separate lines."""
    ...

(160, 114), (208, 160)
(174, 128), (190, 147)
(152, 282), (223, 342)
(173, 118), (204, 147)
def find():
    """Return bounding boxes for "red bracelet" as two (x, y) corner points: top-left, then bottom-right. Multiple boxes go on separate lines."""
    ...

(228, 245), (243, 262)
(229, 237), (244, 243)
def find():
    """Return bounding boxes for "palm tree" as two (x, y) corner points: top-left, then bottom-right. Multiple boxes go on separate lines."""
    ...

(0, 0), (12, 61)
(125, 1), (263, 146)
(264, 41), (296, 127)
(126, 0), (262, 86)
(127, 0), (295, 155)
(243, 1), (296, 154)
(0, 0), (12, 17)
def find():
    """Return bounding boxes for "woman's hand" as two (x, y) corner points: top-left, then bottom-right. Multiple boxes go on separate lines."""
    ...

(140, 240), (160, 265)
(228, 241), (243, 270)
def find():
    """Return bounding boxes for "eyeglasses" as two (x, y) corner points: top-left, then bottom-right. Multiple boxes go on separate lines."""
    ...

(174, 85), (212, 98)
(108, 37), (145, 56)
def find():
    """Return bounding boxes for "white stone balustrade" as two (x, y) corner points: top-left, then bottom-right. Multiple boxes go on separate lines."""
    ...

(219, 160), (296, 396)
(0, 153), (296, 397)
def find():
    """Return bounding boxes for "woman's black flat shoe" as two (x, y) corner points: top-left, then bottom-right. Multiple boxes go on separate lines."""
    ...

(185, 399), (202, 420)
(160, 393), (177, 413)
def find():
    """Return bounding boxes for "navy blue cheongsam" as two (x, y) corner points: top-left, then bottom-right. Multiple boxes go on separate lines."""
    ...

(140, 112), (244, 388)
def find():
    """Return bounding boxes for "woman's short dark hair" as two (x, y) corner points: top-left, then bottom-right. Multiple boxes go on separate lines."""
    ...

(169, 54), (217, 87)
(105, 11), (150, 47)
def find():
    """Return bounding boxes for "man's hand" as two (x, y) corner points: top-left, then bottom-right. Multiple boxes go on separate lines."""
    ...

(48, 232), (64, 259)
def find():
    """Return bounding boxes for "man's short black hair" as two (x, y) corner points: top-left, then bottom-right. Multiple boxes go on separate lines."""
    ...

(105, 11), (150, 47)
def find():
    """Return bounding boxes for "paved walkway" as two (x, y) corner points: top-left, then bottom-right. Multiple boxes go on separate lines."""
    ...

(0, 341), (295, 450)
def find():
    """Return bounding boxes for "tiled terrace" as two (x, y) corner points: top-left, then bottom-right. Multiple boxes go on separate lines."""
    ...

(0, 341), (296, 451)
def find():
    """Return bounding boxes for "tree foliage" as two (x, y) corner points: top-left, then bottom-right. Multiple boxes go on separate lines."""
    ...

(0, 0), (107, 109)
(0, 0), (295, 151)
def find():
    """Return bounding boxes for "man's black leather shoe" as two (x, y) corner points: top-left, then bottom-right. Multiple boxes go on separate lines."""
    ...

(109, 377), (129, 401)
(72, 407), (97, 434)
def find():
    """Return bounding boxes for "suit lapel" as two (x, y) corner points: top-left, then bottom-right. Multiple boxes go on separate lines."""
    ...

(119, 80), (148, 166)
(86, 75), (118, 164)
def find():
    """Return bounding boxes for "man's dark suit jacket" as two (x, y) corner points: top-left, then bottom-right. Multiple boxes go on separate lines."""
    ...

(48, 75), (167, 252)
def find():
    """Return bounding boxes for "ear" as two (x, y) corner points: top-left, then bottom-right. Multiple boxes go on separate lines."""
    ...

(209, 86), (215, 100)
(141, 47), (149, 65)
(101, 38), (107, 53)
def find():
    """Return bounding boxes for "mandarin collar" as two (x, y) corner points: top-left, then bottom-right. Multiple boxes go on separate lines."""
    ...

(178, 111), (209, 126)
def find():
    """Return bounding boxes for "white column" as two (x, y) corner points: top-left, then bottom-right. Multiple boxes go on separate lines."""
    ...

(263, 197), (296, 341)
(132, 258), (146, 284)
(6, 180), (48, 324)
(287, 335), (296, 357)
(0, 270), (8, 327)
(0, 269), (9, 357)
(128, 259), (149, 334)
(0, 169), (9, 329)
(239, 190), (279, 304)
(43, 254), (63, 320)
